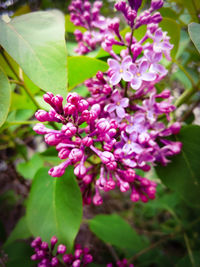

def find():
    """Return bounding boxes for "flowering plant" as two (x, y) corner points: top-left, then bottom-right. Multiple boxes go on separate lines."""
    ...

(0, 0), (200, 266)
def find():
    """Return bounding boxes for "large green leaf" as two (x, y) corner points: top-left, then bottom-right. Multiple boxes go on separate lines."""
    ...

(156, 125), (200, 207)
(0, 11), (67, 96)
(160, 18), (180, 59)
(68, 56), (108, 90)
(89, 214), (145, 252)
(188, 23), (200, 54)
(0, 66), (11, 127)
(26, 167), (82, 250)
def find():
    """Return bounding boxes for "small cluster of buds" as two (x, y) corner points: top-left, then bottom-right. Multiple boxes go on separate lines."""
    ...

(31, 236), (93, 267)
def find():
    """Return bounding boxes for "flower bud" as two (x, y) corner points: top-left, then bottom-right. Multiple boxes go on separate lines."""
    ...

(151, 0), (164, 11)
(57, 244), (66, 254)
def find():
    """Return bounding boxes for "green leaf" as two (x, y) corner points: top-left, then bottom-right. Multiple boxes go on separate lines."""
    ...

(176, 251), (200, 267)
(188, 23), (200, 54)
(17, 154), (44, 180)
(4, 216), (32, 247)
(23, 72), (40, 95)
(0, 10), (67, 96)
(0, 66), (11, 127)
(160, 18), (180, 59)
(160, 8), (178, 19)
(68, 56), (108, 90)
(181, 0), (198, 22)
(89, 214), (145, 252)
(26, 167), (82, 250)
(4, 241), (34, 267)
(156, 125), (200, 207)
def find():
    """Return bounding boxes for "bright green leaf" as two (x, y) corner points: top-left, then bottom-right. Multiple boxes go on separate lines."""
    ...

(156, 125), (200, 207)
(160, 18), (180, 59)
(4, 216), (32, 247)
(26, 167), (82, 250)
(0, 66), (11, 127)
(68, 56), (108, 90)
(17, 154), (44, 180)
(0, 11), (67, 96)
(188, 23), (200, 54)
(89, 214), (146, 252)
(23, 72), (40, 95)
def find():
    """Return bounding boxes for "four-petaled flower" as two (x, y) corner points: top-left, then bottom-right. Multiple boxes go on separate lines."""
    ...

(105, 89), (129, 118)
(108, 56), (133, 85)
(130, 60), (156, 90)
(152, 28), (174, 61)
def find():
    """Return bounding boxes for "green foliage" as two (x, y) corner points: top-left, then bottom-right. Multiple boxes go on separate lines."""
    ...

(17, 154), (44, 180)
(156, 125), (200, 207)
(89, 214), (146, 253)
(68, 56), (108, 90)
(0, 10), (67, 96)
(188, 23), (200, 54)
(160, 18), (180, 59)
(4, 241), (34, 267)
(26, 167), (82, 250)
(0, 67), (11, 127)
(4, 216), (31, 247)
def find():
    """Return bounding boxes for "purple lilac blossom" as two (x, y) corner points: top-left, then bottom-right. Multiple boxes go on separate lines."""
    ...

(33, 0), (182, 205)
(31, 236), (93, 267)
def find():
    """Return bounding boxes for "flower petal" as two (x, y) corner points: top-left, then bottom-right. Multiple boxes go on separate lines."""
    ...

(116, 106), (126, 118)
(142, 72), (156, 81)
(120, 97), (129, 108)
(139, 60), (149, 74)
(121, 55), (132, 68)
(110, 72), (121, 85)
(108, 59), (120, 70)
(122, 71), (133, 82)
(105, 103), (116, 113)
(131, 78), (142, 90)
(154, 29), (163, 43)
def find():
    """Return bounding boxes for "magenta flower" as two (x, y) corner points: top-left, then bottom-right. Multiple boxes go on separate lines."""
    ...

(122, 131), (143, 155)
(108, 56), (133, 85)
(105, 89), (129, 118)
(129, 60), (156, 90)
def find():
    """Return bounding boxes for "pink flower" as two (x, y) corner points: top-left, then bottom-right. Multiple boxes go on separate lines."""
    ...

(152, 28), (174, 60)
(108, 56), (133, 85)
(130, 60), (156, 90)
(105, 89), (129, 118)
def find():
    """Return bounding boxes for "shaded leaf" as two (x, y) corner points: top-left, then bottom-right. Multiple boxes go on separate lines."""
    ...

(0, 66), (11, 127)
(4, 241), (34, 267)
(156, 125), (200, 207)
(4, 216), (32, 247)
(26, 167), (82, 250)
(89, 214), (145, 252)
(188, 23), (200, 54)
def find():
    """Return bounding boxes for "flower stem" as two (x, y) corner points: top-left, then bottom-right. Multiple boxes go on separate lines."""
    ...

(0, 49), (41, 109)
(174, 85), (199, 108)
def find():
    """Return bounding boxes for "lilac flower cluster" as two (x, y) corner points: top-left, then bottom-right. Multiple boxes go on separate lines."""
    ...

(34, 0), (182, 205)
(31, 236), (93, 267)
